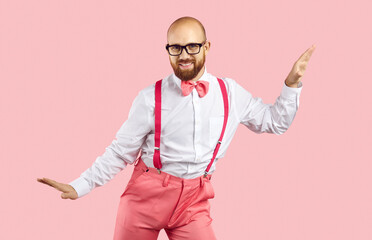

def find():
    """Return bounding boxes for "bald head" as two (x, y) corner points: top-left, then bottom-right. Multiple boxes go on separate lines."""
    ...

(167, 16), (207, 44)
(166, 17), (210, 82)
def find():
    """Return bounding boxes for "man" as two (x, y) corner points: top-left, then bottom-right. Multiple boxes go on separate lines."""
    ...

(37, 16), (315, 239)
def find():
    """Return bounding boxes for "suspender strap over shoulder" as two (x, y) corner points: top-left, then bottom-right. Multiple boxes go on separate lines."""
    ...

(153, 77), (229, 177)
(204, 78), (229, 177)
(153, 79), (162, 172)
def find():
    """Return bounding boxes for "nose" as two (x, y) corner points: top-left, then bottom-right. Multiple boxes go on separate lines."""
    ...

(178, 47), (190, 60)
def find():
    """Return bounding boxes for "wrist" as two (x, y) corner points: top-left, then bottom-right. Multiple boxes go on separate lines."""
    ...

(285, 79), (299, 88)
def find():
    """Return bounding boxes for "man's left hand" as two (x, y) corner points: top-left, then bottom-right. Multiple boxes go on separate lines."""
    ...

(285, 44), (316, 88)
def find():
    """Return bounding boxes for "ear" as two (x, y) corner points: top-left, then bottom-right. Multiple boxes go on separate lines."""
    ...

(204, 40), (211, 55)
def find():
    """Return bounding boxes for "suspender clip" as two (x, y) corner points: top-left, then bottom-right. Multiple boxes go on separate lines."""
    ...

(154, 147), (160, 150)
(157, 168), (161, 174)
(218, 141), (222, 144)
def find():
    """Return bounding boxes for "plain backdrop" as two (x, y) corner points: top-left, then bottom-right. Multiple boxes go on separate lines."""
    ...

(1, 0), (371, 239)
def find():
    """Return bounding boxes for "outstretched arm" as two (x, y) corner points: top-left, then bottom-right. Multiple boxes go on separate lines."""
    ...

(237, 45), (316, 134)
(37, 90), (152, 199)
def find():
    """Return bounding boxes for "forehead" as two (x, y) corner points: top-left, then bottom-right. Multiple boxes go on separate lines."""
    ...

(167, 23), (205, 45)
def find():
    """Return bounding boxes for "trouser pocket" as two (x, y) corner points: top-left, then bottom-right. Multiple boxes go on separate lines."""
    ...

(120, 167), (148, 197)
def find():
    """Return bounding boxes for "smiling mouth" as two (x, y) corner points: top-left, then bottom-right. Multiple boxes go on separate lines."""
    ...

(179, 62), (193, 69)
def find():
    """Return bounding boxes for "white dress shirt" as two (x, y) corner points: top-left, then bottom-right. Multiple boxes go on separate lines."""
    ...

(69, 66), (303, 198)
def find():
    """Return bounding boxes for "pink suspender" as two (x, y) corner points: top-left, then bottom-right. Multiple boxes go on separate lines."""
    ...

(204, 78), (229, 176)
(153, 78), (229, 177)
(153, 80), (162, 173)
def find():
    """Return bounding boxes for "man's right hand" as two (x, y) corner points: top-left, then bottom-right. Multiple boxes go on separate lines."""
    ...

(37, 177), (78, 200)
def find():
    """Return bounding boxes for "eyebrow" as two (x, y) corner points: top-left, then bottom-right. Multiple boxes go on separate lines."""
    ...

(167, 42), (200, 46)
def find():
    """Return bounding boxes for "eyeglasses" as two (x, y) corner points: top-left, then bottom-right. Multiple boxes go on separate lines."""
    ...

(166, 41), (206, 56)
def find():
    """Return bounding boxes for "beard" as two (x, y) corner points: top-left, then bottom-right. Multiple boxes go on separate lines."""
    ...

(171, 53), (206, 81)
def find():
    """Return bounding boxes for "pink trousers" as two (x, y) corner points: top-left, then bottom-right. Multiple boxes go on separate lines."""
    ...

(113, 157), (217, 240)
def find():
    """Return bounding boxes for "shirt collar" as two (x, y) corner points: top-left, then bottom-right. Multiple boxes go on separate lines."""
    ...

(172, 65), (210, 90)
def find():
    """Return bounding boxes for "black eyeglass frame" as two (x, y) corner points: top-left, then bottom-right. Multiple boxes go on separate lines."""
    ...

(165, 41), (206, 56)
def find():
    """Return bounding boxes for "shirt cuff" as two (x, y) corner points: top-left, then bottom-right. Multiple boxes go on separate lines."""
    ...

(69, 177), (91, 198)
(281, 81), (303, 98)
(281, 81), (303, 110)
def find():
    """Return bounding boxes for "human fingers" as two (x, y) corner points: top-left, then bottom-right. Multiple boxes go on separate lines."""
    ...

(37, 177), (65, 192)
(298, 44), (316, 63)
(61, 190), (78, 200)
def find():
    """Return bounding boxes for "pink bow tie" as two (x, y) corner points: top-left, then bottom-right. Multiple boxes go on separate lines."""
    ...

(181, 80), (209, 98)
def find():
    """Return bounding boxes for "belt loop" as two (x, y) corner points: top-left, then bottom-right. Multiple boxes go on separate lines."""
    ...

(134, 157), (140, 166)
(200, 176), (204, 187)
(163, 174), (170, 187)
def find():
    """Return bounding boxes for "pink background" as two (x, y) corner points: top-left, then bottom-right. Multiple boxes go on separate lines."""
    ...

(1, 0), (371, 239)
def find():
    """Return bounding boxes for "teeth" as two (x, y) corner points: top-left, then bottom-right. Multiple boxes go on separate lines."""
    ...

(180, 63), (192, 66)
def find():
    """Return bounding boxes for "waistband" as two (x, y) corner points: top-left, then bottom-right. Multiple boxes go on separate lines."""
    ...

(134, 157), (212, 187)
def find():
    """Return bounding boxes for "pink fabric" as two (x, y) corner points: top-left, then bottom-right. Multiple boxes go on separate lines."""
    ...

(153, 80), (162, 170)
(113, 157), (217, 240)
(181, 80), (209, 97)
